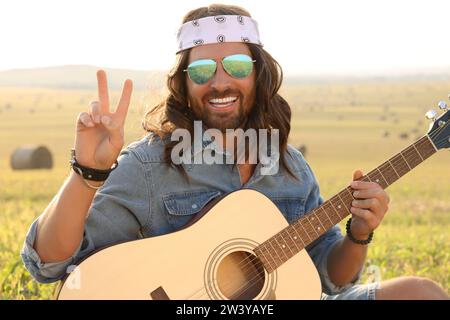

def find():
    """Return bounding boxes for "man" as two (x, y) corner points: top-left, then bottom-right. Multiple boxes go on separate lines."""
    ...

(21, 4), (448, 300)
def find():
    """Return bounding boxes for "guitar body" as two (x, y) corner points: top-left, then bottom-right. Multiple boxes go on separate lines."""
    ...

(57, 189), (322, 300)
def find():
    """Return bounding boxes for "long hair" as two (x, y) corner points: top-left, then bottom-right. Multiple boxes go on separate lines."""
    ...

(142, 4), (296, 178)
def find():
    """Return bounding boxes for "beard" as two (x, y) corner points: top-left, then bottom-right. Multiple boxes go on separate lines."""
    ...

(192, 101), (245, 132)
(188, 90), (255, 132)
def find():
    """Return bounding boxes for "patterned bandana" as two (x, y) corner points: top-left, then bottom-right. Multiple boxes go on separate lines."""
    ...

(176, 15), (263, 53)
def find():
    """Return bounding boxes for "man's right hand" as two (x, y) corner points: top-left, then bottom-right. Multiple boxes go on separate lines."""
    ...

(74, 70), (133, 169)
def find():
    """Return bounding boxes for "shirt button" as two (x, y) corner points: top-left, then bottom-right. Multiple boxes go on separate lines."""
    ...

(192, 204), (198, 209)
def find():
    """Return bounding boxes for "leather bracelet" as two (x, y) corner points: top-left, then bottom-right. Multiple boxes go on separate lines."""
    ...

(69, 148), (118, 182)
(346, 218), (374, 245)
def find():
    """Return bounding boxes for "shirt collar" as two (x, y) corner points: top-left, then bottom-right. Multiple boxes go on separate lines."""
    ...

(185, 126), (280, 175)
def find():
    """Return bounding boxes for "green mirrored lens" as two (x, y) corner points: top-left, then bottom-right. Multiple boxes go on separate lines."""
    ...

(222, 54), (254, 78)
(187, 59), (216, 84)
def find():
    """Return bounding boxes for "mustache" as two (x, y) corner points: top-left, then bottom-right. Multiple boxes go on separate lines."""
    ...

(204, 89), (241, 100)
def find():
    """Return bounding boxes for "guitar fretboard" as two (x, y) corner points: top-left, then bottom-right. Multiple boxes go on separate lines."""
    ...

(254, 135), (437, 273)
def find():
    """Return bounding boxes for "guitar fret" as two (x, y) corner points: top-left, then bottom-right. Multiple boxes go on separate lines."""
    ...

(337, 191), (352, 212)
(367, 170), (388, 188)
(273, 234), (290, 261)
(281, 230), (295, 256)
(255, 245), (275, 272)
(299, 217), (315, 241)
(390, 153), (410, 177)
(267, 239), (283, 266)
(425, 134), (438, 152)
(259, 243), (277, 271)
(416, 136), (437, 159)
(321, 205), (336, 227)
(379, 161), (399, 185)
(286, 225), (305, 248)
(286, 232), (296, 256)
(344, 187), (357, 202)
(284, 227), (301, 252)
(292, 220), (309, 245)
(330, 195), (350, 219)
(402, 145), (422, 169)
(323, 200), (342, 224)
(315, 206), (334, 230)
(376, 167), (389, 186)
(307, 213), (325, 237)
(387, 159), (400, 179)
(306, 215), (319, 237)
(399, 152), (412, 170)
(412, 144), (424, 161)
(315, 210), (327, 230)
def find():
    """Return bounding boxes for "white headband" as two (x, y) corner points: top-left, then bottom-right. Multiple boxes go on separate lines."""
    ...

(176, 15), (263, 53)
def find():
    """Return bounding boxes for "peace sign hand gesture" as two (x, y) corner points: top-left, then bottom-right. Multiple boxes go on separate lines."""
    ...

(74, 70), (133, 170)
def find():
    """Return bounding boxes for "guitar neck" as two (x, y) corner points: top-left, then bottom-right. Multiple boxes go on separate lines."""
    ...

(255, 135), (438, 273)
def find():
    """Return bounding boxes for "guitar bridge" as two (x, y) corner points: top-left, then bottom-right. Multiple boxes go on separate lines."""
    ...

(150, 286), (171, 300)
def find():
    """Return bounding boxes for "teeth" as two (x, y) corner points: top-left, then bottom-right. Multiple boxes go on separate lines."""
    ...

(209, 96), (237, 104)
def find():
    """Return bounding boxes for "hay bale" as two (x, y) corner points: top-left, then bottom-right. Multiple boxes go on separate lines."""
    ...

(10, 145), (53, 170)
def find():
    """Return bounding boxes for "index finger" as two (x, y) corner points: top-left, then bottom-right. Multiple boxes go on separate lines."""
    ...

(114, 79), (133, 123)
(97, 70), (110, 113)
(350, 180), (383, 190)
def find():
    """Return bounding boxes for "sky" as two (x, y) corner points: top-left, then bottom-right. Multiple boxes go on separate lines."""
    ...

(1, 0), (449, 76)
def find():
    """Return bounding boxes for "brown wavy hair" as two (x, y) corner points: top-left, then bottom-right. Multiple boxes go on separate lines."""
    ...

(142, 4), (296, 178)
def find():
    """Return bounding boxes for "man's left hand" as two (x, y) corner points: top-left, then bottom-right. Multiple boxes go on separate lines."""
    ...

(349, 169), (390, 239)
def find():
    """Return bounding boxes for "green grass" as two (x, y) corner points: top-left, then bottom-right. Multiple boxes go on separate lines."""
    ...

(0, 81), (449, 299)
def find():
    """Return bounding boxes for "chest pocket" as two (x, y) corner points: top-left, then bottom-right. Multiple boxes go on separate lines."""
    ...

(271, 197), (306, 224)
(162, 190), (222, 230)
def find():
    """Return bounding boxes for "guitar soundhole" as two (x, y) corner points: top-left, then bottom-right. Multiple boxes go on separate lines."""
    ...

(216, 251), (265, 300)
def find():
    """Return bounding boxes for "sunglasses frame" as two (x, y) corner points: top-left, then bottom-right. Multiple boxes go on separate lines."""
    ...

(183, 54), (256, 85)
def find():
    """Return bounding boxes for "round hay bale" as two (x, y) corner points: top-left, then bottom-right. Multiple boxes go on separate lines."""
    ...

(10, 145), (53, 170)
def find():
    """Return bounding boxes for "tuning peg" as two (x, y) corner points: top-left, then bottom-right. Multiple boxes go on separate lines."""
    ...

(425, 109), (437, 121)
(438, 101), (448, 111)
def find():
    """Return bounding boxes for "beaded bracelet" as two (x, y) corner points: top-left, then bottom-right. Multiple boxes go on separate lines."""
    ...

(346, 218), (374, 245)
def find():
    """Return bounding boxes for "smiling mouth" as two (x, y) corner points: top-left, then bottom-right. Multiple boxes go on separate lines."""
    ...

(207, 96), (239, 110)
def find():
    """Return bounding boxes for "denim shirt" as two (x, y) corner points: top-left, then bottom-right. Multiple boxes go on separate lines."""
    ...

(21, 133), (361, 295)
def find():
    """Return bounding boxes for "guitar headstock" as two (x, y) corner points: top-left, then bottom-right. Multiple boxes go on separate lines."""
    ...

(426, 96), (450, 150)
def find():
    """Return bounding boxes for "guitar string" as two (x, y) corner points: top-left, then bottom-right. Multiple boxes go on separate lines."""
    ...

(433, 120), (449, 147)
(186, 125), (448, 299)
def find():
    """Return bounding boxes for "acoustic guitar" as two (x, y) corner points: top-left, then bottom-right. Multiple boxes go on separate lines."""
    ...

(56, 99), (450, 300)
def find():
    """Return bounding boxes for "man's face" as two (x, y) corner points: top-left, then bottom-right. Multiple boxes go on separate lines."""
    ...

(186, 42), (256, 132)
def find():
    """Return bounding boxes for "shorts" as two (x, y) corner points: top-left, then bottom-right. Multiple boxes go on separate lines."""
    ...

(321, 282), (380, 300)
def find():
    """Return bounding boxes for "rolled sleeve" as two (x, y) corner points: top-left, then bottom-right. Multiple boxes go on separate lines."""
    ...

(306, 224), (362, 295)
(20, 147), (150, 284)
(20, 218), (82, 283)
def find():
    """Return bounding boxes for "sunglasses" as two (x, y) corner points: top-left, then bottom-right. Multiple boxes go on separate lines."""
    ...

(184, 54), (256, 85)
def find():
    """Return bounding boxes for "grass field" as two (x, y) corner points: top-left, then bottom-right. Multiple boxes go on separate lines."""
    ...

(0, 80), (449, 299)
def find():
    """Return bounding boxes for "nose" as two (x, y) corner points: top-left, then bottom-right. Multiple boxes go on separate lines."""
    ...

(209, 62), (232, 91)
